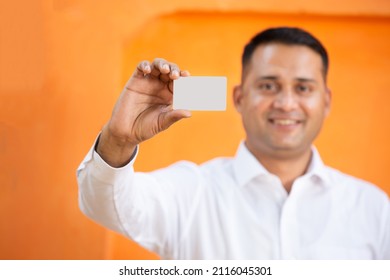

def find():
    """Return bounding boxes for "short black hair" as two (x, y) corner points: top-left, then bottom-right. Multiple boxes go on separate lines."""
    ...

(242, 27), (329, 80)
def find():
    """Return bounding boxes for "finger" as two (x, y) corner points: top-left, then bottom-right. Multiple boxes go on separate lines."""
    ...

(168, 63), (180, 80)
(168, 80), (174, 93)
(150, 58), (170, 77)
(180, 70), (191, 77)
(159, 73), (171, 84)
(135, 60), (151, 77)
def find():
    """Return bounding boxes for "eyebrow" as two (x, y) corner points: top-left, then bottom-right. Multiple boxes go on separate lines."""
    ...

(256, 76), (318, 84)
(257, 76), (278, 81)
(296, 78), (318, 84)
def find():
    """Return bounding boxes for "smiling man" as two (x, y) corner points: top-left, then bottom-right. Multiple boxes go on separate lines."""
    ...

(234, 38), (331, 193)
(77, 27), (390, 259)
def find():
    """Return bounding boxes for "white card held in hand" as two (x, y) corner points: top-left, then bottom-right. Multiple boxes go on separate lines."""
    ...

(173, 76), (227, 111)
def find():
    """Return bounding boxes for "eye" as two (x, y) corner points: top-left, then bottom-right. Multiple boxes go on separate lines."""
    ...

(258, 82), (279, 94)
(295, 84), (312, 94)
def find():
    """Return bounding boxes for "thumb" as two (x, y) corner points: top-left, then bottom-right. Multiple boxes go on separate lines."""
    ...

(160, 109), (192, 131)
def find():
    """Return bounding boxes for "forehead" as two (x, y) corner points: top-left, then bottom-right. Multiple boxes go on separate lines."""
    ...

(245, 43), (324, 80)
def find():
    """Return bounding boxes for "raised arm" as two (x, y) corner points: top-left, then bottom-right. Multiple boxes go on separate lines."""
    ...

(76, 59), (198, 257)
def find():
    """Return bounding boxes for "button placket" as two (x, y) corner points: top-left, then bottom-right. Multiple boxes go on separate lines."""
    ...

(279, 179), (305, 259)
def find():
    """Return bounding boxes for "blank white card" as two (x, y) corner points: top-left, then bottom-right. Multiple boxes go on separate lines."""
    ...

(173, 76), (227, 111)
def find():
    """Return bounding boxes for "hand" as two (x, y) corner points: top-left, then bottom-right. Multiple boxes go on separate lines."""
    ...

(97, 58), (191, 167)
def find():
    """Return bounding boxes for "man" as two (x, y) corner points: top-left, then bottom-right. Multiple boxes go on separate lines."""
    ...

(77, 27), (390, 259)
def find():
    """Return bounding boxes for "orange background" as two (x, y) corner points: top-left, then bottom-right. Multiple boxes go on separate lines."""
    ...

(1, 0), (389, 259)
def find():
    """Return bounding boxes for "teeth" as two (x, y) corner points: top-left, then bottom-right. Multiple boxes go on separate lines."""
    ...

(273, 119), (298, 125)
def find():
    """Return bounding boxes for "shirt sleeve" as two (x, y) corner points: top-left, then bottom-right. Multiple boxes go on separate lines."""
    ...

(76, 135), (202, 258)
(379, 197), (390, 259)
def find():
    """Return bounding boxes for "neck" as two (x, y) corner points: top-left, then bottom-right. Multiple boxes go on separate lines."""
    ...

(246, 143), (312, 193)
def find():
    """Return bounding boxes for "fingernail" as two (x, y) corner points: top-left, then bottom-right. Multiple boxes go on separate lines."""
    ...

(172, 70), (179, 76)
(163, 64), (169, 71)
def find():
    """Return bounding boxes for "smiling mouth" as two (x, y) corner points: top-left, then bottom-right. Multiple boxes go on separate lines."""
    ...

(269, 119), (302, 125)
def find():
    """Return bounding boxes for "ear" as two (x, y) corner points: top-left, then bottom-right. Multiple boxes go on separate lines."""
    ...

(233, 85), (244, 113)
(324, 87), (332, 117)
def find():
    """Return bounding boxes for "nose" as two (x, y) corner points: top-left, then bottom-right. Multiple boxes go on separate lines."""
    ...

(272, 88), (299, 111)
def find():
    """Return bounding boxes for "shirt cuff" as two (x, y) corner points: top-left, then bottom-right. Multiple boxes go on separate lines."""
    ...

(92, 144), (138, 174)
(77, 133), (139, 184)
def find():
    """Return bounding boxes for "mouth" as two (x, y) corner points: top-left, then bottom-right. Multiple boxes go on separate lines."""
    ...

(269, 119), (303, 126)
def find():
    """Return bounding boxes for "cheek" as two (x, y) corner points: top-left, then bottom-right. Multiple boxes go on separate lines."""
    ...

(247, 94), (272, 112)
(302, 96), (328, 117)
(243, 96), (272, 131)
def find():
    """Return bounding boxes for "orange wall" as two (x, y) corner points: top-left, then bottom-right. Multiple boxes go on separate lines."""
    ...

(1, 0), (389, 259)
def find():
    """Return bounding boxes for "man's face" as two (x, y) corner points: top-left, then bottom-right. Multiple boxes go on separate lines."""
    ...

(234, 43), (331, 159)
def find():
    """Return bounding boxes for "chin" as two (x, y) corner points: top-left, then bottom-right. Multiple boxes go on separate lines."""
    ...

(270, 141), (311, 155)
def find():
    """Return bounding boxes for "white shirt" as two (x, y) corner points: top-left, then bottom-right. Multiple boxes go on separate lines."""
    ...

(77, 140), (390, 259)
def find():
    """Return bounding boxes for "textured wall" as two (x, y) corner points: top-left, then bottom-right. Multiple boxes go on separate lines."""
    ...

(1, 0), (389, 259)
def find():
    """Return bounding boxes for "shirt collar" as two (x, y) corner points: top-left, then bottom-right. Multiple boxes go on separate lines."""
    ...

(232, 142), (272, 187)
(232, 142), (330, 187)
(304, 146), (331, 186)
